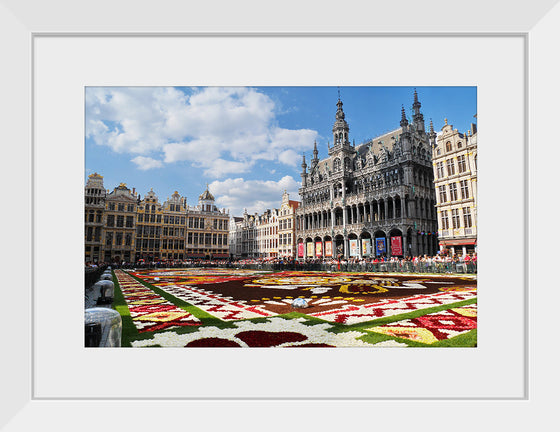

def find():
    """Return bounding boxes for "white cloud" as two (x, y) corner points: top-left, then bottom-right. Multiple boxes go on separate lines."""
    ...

(278, 149), (300, 167)
(130, 156), (164, 170)
(86, 87), (317, 175)
(209, 176), (300, 216)
(203, 159), (254, 178)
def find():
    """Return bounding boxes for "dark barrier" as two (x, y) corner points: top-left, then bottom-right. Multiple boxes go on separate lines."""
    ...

(126, 261), (475, 274)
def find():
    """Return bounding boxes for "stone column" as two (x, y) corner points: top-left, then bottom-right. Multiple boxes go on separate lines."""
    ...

(383, 200), (388, 222)
(409, 198), (416, 219)
(331, 209), (335, 230)
(377, 201), (381, 221)
(412, 233), (418, 257)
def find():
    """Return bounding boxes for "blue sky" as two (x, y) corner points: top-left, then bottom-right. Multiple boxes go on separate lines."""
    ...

(85, 86), (476, 216)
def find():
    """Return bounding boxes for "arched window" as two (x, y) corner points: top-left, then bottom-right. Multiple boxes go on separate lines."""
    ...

(446, 141), (452, 152)
(334, 158), (341, 172)
(344, 157), (351, 171)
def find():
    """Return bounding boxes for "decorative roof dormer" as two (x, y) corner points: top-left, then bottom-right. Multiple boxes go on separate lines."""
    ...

(199, 184), (215, 201)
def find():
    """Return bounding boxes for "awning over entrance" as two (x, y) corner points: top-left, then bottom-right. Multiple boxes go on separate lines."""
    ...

(439, 239), (477, 246)
(186, 253), (206, 258)
(212, 253), (229, 258)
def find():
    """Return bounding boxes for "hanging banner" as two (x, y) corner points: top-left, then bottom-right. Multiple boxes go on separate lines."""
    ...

(349, 239), (359, 257)
(315, 241), (323, 257)
(307, 242), (314, 257)
(362, 239), (372, 256)
(391, 236), (403, 256)
(297, 242), (304, 258)
(324, 241), (333, 257)
(375, 237), (386, 256)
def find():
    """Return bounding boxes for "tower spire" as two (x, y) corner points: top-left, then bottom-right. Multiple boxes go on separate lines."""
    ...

(301, 153), (308, 187)
(312, 140), (319, 162)
(400, 105), (408, 127)
(333, 90), (349, 147)
(412, 88), (424, 132)
(429, 118), (436, 146)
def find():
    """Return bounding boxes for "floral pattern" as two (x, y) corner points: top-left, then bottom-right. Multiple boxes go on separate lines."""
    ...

(115, 270), (201, 332)
(131, 317), (373, 348)
(364, 304), (477, 344)
(114, 269), (477, 347)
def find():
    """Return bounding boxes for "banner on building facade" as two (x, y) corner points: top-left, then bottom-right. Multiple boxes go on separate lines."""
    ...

(391, 236), (403, 256)
(315, 241), (323, 257)
(307, 242), (314, 257)
(362, 239), (372, 256)
(375, 237), (386, 256)
(324, 241), (333, 257)
(349, 239), (359, 257)
(297, 242), (304, 258)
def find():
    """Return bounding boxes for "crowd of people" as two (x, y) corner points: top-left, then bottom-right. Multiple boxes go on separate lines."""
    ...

(85, 252), (476, 273)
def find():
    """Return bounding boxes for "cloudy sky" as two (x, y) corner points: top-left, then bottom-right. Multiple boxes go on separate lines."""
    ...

(85, 86), (476, 216)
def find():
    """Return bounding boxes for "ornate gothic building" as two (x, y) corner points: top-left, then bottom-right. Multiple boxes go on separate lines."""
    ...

(295, 91), (438, 259)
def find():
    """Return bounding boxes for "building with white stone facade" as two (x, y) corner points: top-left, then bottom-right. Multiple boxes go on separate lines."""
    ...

(229, 192), (300, 259)
(256, 208), (279, 258)
(229, 217), (245, 258)
(231, 210), (259, 258)
(278, 191), (300, 259)
(295, 91), (439, 260)
(432, 117), (477, 256)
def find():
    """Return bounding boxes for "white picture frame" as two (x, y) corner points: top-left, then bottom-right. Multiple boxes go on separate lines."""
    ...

(1, 0), (557, 429)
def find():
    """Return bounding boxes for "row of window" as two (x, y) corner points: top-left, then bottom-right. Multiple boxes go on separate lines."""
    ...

(138, 214), (161, 223)
(136, 239), (185, 250)
(435, 140), (465, 156)
(187, 217), (227, 230)
(440, 207), (473, 230)
(164, 216), (186, 225)
(85, 226), (102, 242)
(106, 215), (135, 228)
(279, 233), (293, 245)
(212, 219), (228, 230)
(85, 197), (105, 205)
(187, 232), (228, 246)
(259, 239), (279, 249)
(107, 203), (135, 212)
(279, 219), (293, 230)
(258, 226), (278, 236)
(85, 211), (103, 223)
(438, 180), (470, 203)
(85, 188), (104, 196)
(435, 155), (469, 178)
(105, 232), (134, 247)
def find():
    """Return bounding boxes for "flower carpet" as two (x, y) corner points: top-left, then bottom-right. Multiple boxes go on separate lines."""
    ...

(111, 268), (477, 347)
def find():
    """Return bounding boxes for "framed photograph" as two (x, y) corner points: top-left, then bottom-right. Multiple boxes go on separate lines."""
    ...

(2, 0), (557, 429)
